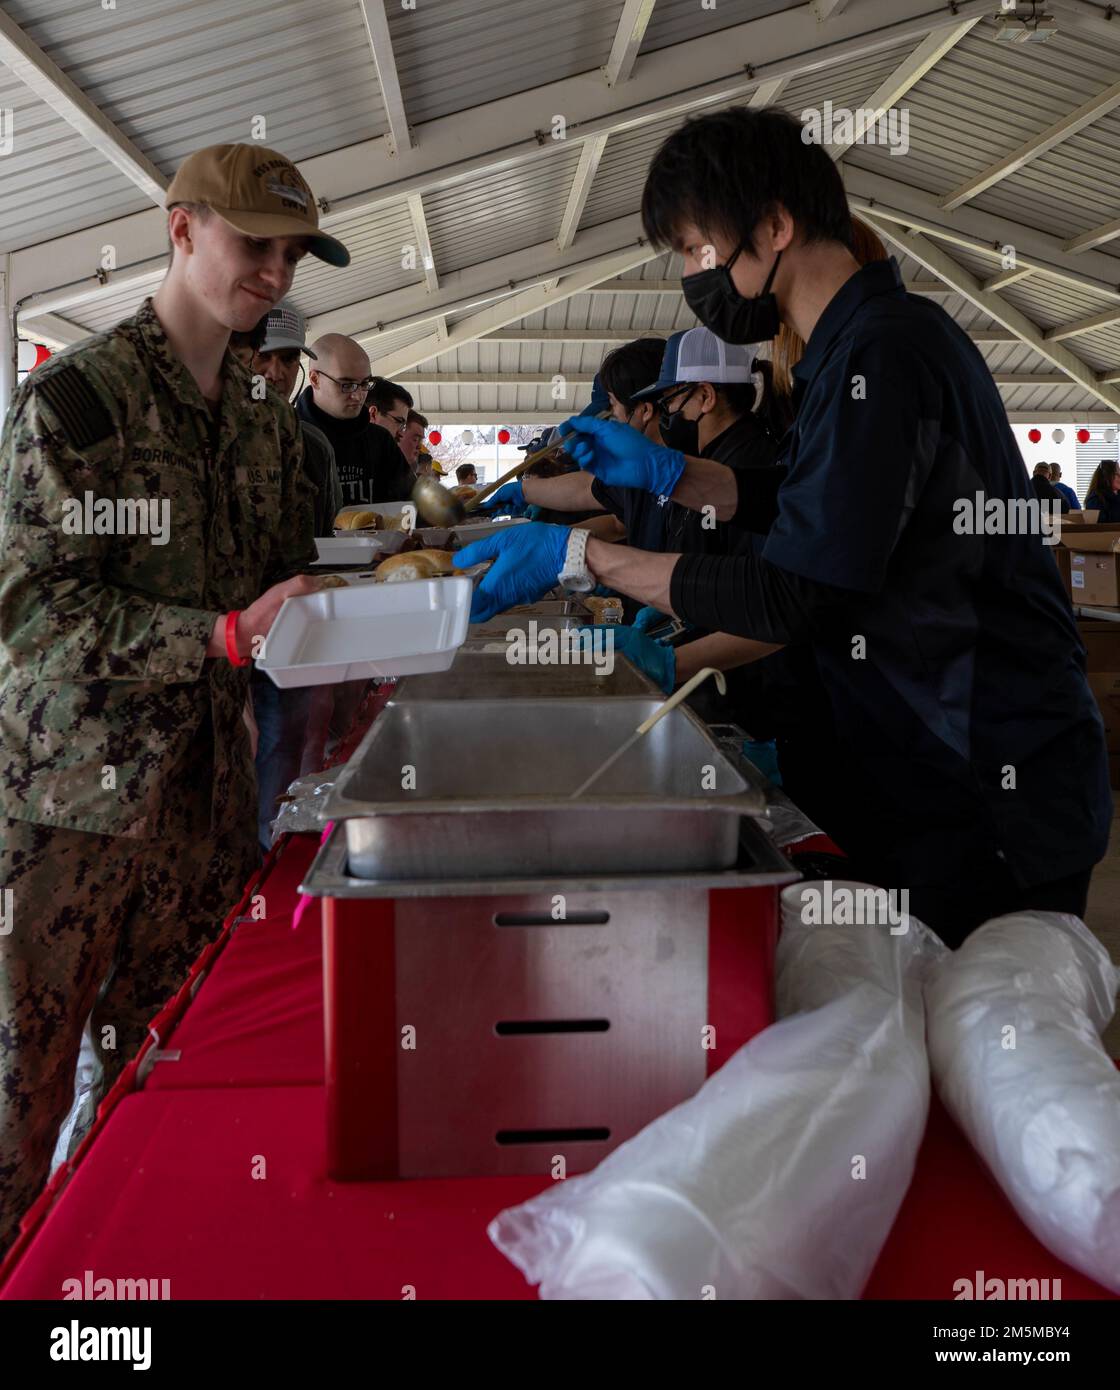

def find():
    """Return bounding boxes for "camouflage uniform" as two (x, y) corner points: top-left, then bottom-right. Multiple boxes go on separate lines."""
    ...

(0, 297), (316, 1251)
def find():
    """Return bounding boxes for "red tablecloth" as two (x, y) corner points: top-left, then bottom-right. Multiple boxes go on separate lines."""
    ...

(146, 837), (323, 1091)
(2, 763), (1115, 1298)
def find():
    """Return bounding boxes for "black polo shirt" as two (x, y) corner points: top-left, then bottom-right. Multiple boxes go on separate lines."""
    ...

(591, 411), (778, 554)
(671, 258), (1111, 890)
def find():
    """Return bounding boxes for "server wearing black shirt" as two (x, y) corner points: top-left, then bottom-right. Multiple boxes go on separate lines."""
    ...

(460, 107), (1111, 944)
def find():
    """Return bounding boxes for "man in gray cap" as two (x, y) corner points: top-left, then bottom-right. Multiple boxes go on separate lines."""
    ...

(251, 302), (343, 846)
(254, 302), (343, 534)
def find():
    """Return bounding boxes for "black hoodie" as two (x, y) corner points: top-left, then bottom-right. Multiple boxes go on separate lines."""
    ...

(296, 387), (414, 506)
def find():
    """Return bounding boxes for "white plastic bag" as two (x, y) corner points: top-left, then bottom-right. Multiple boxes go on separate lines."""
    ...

(488, 882), (944, 1299)
(926, 911), (1120, 1293)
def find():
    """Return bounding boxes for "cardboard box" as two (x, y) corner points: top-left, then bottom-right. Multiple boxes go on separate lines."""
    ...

(1109, 751), (1120, 791)
(1059, 528), (1120, 606)
(1078, 619), (1120, 673)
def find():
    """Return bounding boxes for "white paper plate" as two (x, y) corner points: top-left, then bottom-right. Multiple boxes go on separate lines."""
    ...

(257, 576), (473, 687)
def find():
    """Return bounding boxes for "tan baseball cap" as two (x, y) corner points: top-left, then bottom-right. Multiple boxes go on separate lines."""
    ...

(165, 143), (350, 267)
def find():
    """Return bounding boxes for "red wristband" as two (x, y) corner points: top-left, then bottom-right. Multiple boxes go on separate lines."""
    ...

(225, 611), (250, 667)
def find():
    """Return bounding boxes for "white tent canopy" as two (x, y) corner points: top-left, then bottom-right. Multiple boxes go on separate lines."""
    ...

(2, 0), (1120, 427)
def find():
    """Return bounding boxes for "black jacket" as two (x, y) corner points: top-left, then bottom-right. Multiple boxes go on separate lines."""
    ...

(296, 388), (413, 505)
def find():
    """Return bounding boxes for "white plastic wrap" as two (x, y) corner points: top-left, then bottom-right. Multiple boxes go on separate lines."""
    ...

(488, 881), (944, 1299)
(926, 911), (1120, 1294)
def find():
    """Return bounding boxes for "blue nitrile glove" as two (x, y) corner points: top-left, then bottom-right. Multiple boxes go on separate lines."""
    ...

(454, 522), (571, 623)
(556, 415), (686, 497)
(476, 479), (527, 515)
(632, 605), (670, 636)
(598, 624), (676, 694)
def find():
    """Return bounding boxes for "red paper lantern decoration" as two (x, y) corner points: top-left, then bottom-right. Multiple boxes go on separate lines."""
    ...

(427, 429), (442, 445)
(1027, 428), (1041, 443)
(33, 344), (51, 369)
(1077, 428), (1091, 444)
(497, 428), (510, 445)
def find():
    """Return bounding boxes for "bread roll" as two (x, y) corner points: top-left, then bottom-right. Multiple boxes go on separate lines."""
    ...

(347, 510), (382, 531)
(450, 485), (479, 501)
(316, 574), (349, 590)
(375, 549), (456, 583)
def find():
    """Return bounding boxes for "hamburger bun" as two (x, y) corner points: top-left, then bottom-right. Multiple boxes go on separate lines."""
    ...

(375, 549), (456, 583)
(343, 509), (382, 531)
(315, 574), (349, 590)
(450, 485), (479, 501)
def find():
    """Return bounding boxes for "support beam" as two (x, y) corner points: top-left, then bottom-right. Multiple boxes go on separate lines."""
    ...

(10, 0), (996, 306)
(748, 76), (789, 108)
(1007, 411), (1120, 423)
(481, 330), (669, 342)
(368, 244), (658, 376)
(400, 373), (597, 385)
(844, 166), (1120, 305)
(430, 412), (573, 425)
(812, 0), (851, 19)
(556, 135), (609, 253)
(358, 0), (412, 155)
(983, 267), (1032, 292)
(0, 263), (13, 416)
(406, 192), (439, 292)
(863, 215), (1120, 415)
(0, 9), (167, 206)
(1045, 307), (1120, 342)
(991, 373), (1074, 387)
(1063, 216), (1120, 255)
(1099, 370), (1120, 385)
(307, 215), (650, 343)
(17, 313), (88, 350)
(828, 19), (981, 162)
(603, 0), (657, 87)
(941, 78), (1120, 211)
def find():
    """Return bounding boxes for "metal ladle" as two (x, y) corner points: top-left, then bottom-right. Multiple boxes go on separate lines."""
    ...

(411, 440), (564, 527)
(411, 411), (612, 527)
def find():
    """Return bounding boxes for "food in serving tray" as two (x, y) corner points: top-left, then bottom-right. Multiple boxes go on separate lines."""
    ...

(584, 595), (624, 623)
(449, 485), (479, 502)
(335, 509), (383, 531)
(315, 574), (349, 589)
(375, 549), (456, 582)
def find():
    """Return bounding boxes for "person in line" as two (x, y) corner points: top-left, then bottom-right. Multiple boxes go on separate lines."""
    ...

(250, 302), (343, 846)
(297, 338), (413, 506)
(0, 141), (350, 1253)
(456, 105), (1110, 946)
(399, 410), (428, 473)
(1084, 459), (1120, 522)
(1031, 461), (1069, 513)
(367, 377), (412, 447)
(1048, 462), (1081, 513)
(456, 463), (478, 487)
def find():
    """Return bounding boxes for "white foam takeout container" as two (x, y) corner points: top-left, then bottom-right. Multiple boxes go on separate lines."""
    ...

(315, 532), (408, 564)
(257, 575), (474, 687)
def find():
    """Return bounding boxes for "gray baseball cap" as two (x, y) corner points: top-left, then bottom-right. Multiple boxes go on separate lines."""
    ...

(259, 300), (316, 357)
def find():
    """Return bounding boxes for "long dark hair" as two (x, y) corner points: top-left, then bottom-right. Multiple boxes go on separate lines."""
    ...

(1087, 459), (1118, 500)
(708, 359), (792, 439)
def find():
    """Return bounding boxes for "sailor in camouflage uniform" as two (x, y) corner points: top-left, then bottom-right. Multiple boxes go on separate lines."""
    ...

(0, 144), (350, 1252)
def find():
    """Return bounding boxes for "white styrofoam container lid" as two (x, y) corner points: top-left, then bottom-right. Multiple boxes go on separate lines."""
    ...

(314, 532), (408, 563)
(257, 576), (474, 687)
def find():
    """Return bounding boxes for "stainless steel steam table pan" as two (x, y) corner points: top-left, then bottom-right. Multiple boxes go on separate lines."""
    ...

(320, 696), (767, 880)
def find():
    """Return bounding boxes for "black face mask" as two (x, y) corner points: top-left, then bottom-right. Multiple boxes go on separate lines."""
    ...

(658, 391), (700, 455)
(682, 245), (782, 344)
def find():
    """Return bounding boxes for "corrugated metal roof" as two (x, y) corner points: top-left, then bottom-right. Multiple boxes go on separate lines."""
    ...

(387, 0), (625, 127)
(0, 69), (147, 252)
(287, 199), (419, 319)
(640, 0), (801, 55)
(0, 0), (387, 253)
(423, 143), (584, 274)
(578, 37), (929, 234)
